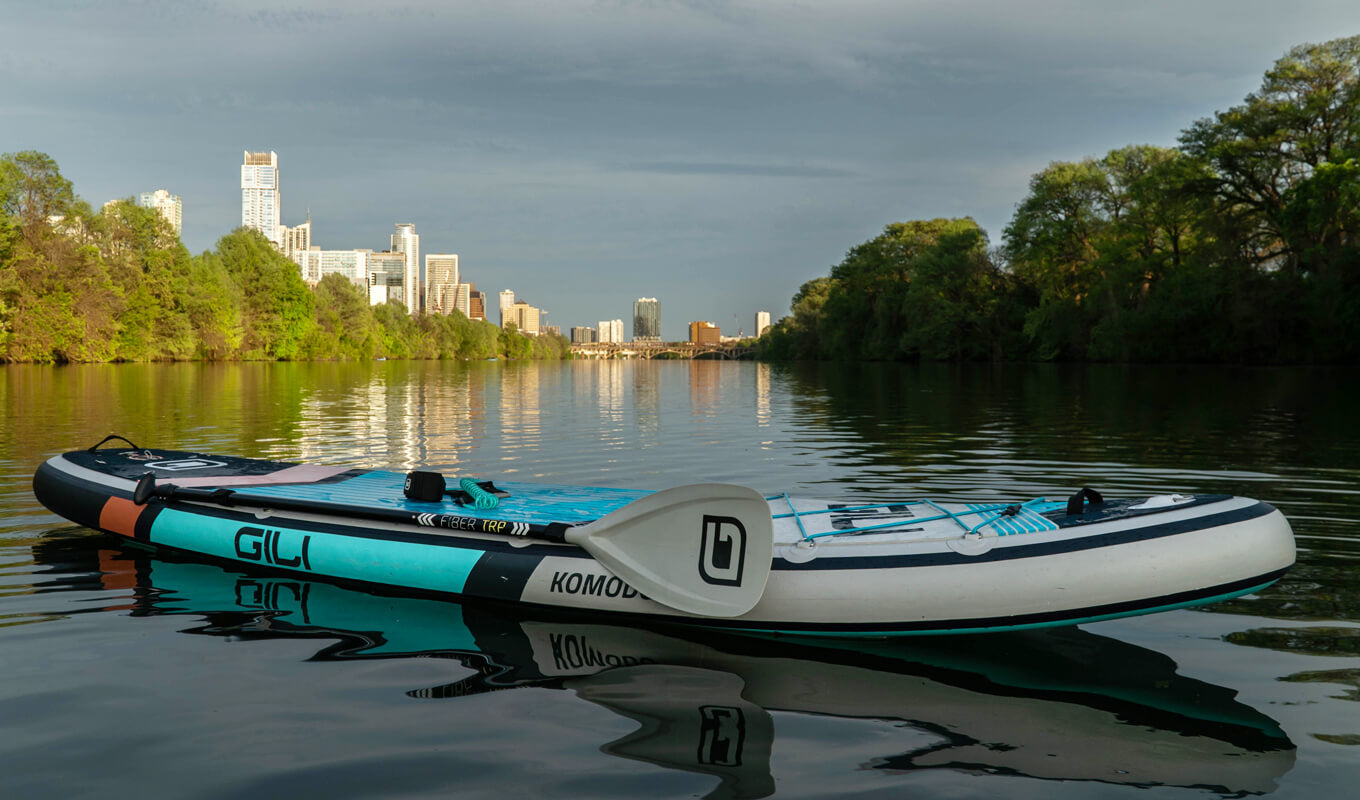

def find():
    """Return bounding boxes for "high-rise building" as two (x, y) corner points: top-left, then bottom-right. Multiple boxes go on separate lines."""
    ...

(295, 248), (367, 289)
(505, 301), (541, 335)
(280, 213), (311, 264)
(425, 254), (460, 314)
(689, 321), (721, 345)
(391, 223), (420, 312)
(241, 151), (281, 245)
(633, 297), (661, 342)
(755, 310), (771, 337)
(368, 251), (407, 305)
(499, 290), (515, 326)
(137, 189), (182, 236)
(571, 326), (597, 344)
(452, 284), (471, 317)
(597, 319), (624, 343)
(469, 289), (486, 321)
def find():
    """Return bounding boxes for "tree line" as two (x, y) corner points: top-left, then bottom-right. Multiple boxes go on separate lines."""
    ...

(0, 157), (569, 363)
(761, 35), (1360, 363)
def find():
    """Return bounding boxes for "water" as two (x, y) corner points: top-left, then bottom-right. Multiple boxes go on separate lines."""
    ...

(2, 360), (1358, 798)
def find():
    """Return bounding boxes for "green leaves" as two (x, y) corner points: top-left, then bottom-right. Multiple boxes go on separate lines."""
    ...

(761, 218), (1022, 362)
(0, 154), (556, 364)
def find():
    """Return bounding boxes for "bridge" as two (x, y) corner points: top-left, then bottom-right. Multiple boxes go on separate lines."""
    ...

(568, 341), (754, 360)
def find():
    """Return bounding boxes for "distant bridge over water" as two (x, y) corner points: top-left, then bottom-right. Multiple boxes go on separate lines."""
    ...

(568, 341), (754, 360)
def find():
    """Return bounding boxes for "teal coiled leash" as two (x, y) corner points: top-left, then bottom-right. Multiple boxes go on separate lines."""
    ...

(459, 477), (501, 510)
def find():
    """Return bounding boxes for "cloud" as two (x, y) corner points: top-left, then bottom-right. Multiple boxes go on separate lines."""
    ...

(622, 161), (859, 178)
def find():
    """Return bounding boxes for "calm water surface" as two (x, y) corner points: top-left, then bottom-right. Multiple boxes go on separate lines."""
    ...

(2, 360), (1358, 798)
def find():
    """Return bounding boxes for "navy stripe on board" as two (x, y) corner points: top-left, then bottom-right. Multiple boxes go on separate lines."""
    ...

(462, 551), (542, 602)
(775, 501), (1278, 571)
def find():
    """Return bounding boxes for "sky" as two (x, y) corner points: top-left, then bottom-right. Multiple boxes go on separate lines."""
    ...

(6, 1), (1360, 340)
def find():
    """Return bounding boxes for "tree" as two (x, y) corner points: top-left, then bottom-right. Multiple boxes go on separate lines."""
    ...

(214, 228), (315, 360)
(1180, 35), (1360, 277)
(0, 151), (75, 243)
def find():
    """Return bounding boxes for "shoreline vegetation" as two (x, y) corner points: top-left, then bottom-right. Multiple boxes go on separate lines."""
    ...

(0, 162), (569, 364)
(4, 36), (1358, 366)
(758, 35), (1360, 365)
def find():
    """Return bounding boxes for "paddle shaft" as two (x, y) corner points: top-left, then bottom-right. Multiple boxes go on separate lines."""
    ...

(136, 477), (576, 542)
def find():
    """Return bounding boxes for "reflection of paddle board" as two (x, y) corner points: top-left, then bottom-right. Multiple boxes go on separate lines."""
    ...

(41, 538), (1295, 796)
(35, 442), (1296, 635)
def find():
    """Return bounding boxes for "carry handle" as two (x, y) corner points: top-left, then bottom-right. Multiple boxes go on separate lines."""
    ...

(1066, 487), (1104, 516)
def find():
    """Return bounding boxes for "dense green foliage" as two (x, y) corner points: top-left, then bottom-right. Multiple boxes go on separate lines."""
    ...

(0, 155), (565, 363)
(762, 35), (1360, 363)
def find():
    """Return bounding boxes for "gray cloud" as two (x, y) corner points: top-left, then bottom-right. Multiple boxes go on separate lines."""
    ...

(5, 1), (1360, 337)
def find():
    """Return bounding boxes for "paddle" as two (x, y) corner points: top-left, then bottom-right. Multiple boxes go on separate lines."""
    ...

(131, 474), (772, 618)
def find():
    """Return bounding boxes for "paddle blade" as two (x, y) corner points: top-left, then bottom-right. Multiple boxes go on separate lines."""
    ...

(568, 483), (773, 618)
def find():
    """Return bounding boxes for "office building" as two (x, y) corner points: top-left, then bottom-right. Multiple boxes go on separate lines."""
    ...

(571, 326), (597, 344)
(241, 151), (281, 245)
(137, 189), (182, 236)
(499, 290), (515, 325)
(504, 301), (541, 335)
(689, 321), (721, 345)
(452, 284), (471, 317)
(633, 297), (661, 342)
(469, 289), (486, 321)
(425, 254), (460, 314)
(280, 214), (311, 264)
(295, 248), (367, 288)
(598, 319), (624, 344)
(755, 310), (771, 337)
(368, 251), (407, 305)
(391, 223), (420, 312)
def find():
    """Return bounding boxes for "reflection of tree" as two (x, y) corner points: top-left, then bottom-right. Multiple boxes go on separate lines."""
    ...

(1227, 627), (1360, 657)
(1280, 669), (1360, 702)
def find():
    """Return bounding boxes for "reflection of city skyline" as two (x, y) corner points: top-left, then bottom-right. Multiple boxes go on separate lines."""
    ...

(285, 362), (774, 475)
(292, 365), (488, 470)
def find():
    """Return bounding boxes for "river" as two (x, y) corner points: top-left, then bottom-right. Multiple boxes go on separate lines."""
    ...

(2, 360), (1357, 798)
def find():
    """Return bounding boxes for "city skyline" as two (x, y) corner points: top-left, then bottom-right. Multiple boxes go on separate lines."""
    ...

(235, 149), (760, 335)
(11, 3), (1360, 340)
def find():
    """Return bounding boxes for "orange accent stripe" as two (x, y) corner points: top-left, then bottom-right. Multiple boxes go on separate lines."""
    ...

(99, 497), (145, 538)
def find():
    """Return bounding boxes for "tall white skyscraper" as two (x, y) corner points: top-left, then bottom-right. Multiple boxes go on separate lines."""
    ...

(391, 223), (420, 312)
(425, 254), (460, 314)
(499, 290), (515, 326)
(241, 151), (281, 245)
(137, 189), (182, 236)
(755, 310), (771, 337)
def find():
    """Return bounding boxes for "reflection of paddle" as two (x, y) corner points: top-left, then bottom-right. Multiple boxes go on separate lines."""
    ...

(132, 474), (772, 618)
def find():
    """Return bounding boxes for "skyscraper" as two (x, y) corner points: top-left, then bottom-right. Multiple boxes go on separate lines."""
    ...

(633, 297), (661, 342)
(368, 251), (407, 305)
(597, 319), (624, 343)
(499, 290), (515, 326)
(425, 254), (460, 314)
(280, 213), (311, 264)
(689, 321), (720, 345)
(391, 223), (420, 313)
(241, 151), (280, 245)
(755, 310), (771, 337)
(137, 189), (182, 236)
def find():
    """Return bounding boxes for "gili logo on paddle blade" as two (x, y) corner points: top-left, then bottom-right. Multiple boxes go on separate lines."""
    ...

(699, 514), (747, 586)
